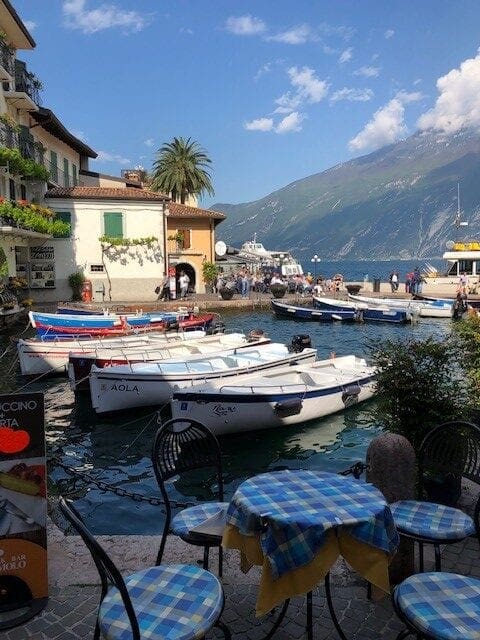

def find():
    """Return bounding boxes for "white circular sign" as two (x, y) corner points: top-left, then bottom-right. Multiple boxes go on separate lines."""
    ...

(215, 240), (227, 256)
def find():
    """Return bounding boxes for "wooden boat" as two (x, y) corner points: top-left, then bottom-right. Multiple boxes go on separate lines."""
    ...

(413, 293), (480, 310)
(17, 329), (207, 376)
(170, 355), (376, 435)
(313, 296), (411, 324)
(270, 299), (356, 322)
(29, 310), (216, 339)
(348, 294), (453, 318)
(68, 331), (271, 392)
(89, 341), (317, 414)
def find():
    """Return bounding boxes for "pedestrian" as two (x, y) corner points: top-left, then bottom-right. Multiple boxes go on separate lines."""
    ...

(241, 271), (250, 298)
(178, 270), (190, 299)
(159, 272), (170, 300)
(458, 271), (469, 294)
(389, 270), (399, 292)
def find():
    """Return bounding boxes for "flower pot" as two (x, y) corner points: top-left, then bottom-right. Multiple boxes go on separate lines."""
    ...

(270, 284), (287, 299)
(346, 284), (362, 295)
(219, 287), (234, 300)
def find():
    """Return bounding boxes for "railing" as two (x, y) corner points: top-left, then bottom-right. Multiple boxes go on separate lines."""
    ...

(14, 60), (41, 106)
(0, 123), (18, 150)
(0, 40), (14, 78)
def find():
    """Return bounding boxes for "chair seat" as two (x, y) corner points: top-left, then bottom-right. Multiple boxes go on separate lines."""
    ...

(395, 572), (480, 640)
(99, 563), (224, 640)
(171, 502), (229, 539)
(391, 500), (475, 541)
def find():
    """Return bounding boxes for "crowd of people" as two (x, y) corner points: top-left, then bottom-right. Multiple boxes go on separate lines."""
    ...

(214, 269), (343, 298)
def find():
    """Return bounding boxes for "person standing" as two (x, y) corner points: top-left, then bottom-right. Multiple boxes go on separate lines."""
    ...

(159, 272), (170, 300)
(390, 271), (399, 292)
(178, 270), (190, 299)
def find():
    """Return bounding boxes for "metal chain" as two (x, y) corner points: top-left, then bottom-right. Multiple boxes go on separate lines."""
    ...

(339, 461), (368, 479)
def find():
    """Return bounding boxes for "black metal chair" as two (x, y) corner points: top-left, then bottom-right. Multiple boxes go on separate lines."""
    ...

(390, 421), (480, 572)
(392, 499), (480, 639)
(151, 418), (228, 575)
(59, 497), (231, 640)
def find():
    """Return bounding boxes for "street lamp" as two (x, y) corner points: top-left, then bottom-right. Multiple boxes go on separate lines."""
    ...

(311, 254), (321, 279)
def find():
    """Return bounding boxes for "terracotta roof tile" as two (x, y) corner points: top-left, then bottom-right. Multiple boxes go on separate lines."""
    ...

(167, 202), (226, 220)
(45, 186), (170, 202)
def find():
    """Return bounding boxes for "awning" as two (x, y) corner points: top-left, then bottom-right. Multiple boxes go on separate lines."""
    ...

(0, 225), (51, 240)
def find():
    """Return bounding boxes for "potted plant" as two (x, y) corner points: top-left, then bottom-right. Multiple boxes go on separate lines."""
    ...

(219, 286), (234, 300)
(167, 231), (185, 250)
(270, 283), (287, 299)
(202, 261), (219, 294)
(370, 336), (470, 505)
(68, 271), (85, 301)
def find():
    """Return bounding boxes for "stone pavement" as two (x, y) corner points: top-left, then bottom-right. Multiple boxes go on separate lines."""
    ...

(2, 518), (479, 639)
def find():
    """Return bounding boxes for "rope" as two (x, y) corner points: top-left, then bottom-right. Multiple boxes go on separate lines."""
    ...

(14, 364), (67, 392)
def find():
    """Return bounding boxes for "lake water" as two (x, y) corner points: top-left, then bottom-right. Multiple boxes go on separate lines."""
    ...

(0, 295), (451, 535)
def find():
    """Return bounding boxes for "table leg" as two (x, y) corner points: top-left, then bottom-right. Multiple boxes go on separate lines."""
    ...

(307, 590), (313, 640)
(261, 599), (290, 640)
(325, 572), (348, 640)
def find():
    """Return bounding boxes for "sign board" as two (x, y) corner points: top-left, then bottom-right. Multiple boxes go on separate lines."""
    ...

(0, 392), (48, 628)
(29, 246), (56, 289)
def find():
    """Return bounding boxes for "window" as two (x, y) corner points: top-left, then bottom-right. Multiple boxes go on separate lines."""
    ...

(54, 211), (72, 238)
(9, 178), (15, 200)
(180, 228), (191, 249)
(103, 212), (123, 238)
(90, 264), (105, 272)
(72, 163), (78, 185)
(20, 183), (26, 200)
(50, 151), (58, 183)
(63, 158), (69, 187)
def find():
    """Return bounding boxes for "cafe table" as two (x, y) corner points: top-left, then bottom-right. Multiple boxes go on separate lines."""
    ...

(222, 469), (399, 640)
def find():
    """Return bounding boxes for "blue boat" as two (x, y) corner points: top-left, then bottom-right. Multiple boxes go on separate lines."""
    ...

(313, 296), (410, 324)
(270, 299), (357, 322)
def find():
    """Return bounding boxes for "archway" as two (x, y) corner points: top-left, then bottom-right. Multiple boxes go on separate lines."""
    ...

(175, 262), (196, 293)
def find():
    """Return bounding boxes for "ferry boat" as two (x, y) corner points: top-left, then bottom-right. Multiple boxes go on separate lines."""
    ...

(238, 234), (304, 277)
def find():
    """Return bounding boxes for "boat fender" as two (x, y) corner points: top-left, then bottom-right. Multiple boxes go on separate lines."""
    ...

(274, 398), (303, 415)
(342, 384), (361, 407)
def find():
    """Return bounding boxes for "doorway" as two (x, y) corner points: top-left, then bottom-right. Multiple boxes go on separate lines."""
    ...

(175, 263), (196, 293)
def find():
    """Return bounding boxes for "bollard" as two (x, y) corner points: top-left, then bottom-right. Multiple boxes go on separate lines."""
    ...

(366, 433), (416, 586)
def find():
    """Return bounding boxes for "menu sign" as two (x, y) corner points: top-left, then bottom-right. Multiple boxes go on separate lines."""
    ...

(0, 392), (48, 629)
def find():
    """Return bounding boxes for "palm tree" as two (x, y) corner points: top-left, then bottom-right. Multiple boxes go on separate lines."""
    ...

(150, 137), (214, 204)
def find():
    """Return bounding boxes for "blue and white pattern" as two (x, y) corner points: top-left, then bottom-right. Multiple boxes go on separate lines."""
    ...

(227, 469), (399, 579)
(391, 500), (475, 540)
(171, 502), (229, 537)
(395, 572), (480, 639)
(99, 564), (224, 640)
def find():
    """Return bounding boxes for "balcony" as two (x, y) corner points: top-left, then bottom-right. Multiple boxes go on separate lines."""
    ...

(0, 123), (18, 150)
(4, 60), (41, 111)
(0, 40), (14, 82)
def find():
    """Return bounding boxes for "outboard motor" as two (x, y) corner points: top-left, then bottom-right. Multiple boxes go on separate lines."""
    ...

(206, 320), (226, 335)
(288, 334), (312, 353)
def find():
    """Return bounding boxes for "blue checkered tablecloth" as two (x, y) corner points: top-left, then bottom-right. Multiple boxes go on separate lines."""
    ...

(226, 469), (399, 579)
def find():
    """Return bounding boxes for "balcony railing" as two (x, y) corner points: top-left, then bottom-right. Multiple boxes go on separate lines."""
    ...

(14, 60), (41, 106)
(0, 123), (19, 150)
(0, 40), (14, 78)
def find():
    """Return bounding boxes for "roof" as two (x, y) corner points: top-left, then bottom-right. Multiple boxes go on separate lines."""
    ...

(30, 108), (97, 159)
(167, 201), (226, 220)
(45, 187), (170, 202)
(1, 0), (35, 48)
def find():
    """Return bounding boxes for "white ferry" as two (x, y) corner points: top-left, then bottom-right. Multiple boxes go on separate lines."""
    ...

(238, 235), (304, 277)
(423, 241), (480, 290)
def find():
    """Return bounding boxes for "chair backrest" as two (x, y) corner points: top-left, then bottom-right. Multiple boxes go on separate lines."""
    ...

(59, 497), (140, 640)
(151, 418), (224, 503)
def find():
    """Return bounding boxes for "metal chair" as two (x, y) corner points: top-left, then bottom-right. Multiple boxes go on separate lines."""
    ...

(59, 497), (231, 640)
(390, 421), (480, 572)
(151, 418), (228, 575)
(393, 499), (480, 639)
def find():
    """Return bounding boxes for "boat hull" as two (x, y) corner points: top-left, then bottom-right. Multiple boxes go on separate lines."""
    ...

(348, 294), (453, 318)
(313, 297), (409, 324)
(271, 299), (356, 322)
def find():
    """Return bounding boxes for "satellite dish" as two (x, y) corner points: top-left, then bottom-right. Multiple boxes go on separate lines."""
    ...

(445, 240), (455, 249)
(215, 240), (227, 256)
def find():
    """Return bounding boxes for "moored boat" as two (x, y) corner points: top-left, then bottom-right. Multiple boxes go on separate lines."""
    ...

(348, 294), (453, 318)
(89, 340), (317, 414)
(170, 355), (376, 435)
(271, 299), (356, 322)
(68, 331), (270, 391)
(313, 296), (411, 324)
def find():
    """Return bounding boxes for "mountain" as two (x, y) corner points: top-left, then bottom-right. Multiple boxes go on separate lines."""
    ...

(213, 129), (480, 262)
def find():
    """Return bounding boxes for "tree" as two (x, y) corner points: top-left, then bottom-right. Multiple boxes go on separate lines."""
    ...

(150, 137), (214, 203)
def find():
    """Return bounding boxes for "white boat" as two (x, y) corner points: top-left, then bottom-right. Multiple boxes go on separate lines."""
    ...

(17, 329), (207, 376)
(348, 294), (453, 318)
(68, 331), (270, 391)
(170, 355), (376, 435)
(238, 234), (304, 277)
(89, 342), (317, 414)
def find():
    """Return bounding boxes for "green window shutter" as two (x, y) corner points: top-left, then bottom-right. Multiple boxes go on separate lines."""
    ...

(50, 150), (58, 182)
(72, 164), (78, 185)
(103, 212), (123, 238)
(63, 158), (69, 187)
(54, 211), (71, 238)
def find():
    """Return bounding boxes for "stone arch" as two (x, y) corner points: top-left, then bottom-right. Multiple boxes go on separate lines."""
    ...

(175, 262), (196, 293)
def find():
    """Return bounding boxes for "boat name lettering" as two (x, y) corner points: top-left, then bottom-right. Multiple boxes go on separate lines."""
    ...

(110, 383), (139, 394)
(212, 404), (236, 416)
(0, 400), (37, 412)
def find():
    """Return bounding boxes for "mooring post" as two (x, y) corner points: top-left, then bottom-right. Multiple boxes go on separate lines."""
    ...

(366, 433), (416, 586)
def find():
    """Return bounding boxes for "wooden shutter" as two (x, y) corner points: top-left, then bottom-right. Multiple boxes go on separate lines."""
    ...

(103, 212), (123, 238)
(63, 158), (69, 187)
(50, 151), (58, 182)
(72, 164), (78, 185)
(182, 229), (191, 249)
(54, 211), (71, 237)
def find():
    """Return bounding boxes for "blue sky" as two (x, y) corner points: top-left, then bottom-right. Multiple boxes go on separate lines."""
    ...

(13, 0), (480, 207)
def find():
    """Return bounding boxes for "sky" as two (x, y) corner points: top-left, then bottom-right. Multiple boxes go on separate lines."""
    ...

(12, 0), (480, 208)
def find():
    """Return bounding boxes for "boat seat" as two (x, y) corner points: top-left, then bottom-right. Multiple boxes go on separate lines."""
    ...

(299, 373), (317, 386)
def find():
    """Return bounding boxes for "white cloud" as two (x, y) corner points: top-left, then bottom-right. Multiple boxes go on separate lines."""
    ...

(287, 66), (329, 103)
(144, 138), (155, 147)
(24, 20), (37, 32)
(244, 117), (274, 132)
(254, 63), (271, 81)
(179, 27), (193, 35)
(349, 91), (422, 152)
(268, 24), (316, 45)
(96, 150), (131, 164)
(417, 51), (480, 134)
(330, 87), (373, 103)
(353, 65), (380, 78)
(276, 111), (304, 134)
(384, 29), (395, 39)
(62, 0), (149, 34)
(225, 15), (266, 36)
(413, 78), (422, 86)
(338, 48), (353, 64)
